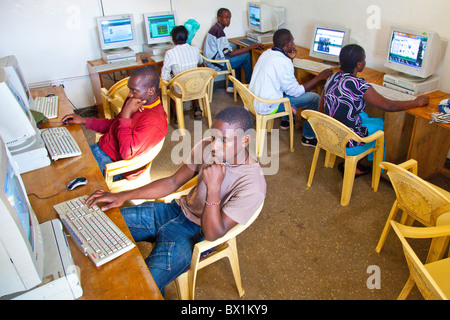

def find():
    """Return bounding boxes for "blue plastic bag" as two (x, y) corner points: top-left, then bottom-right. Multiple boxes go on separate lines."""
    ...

(184, 19), (200, 44)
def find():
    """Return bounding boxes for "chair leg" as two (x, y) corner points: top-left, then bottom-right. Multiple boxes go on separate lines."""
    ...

(209, 79), (214, 103)
(371, 138), (384, 192)
(258, 119), (268, 158)
(375, 200), (399, 253)
(340, 158), (358, 206)
(289, 113), (294, 153)
(324, 152), (336, 168)
(174, 272), (190, 300)
(227, 237), (245, 297)
(203, 97), (212, 128)
(307, 146), (321, 187)
(175, 98), (186, 136)
(397, 275), (415, 300)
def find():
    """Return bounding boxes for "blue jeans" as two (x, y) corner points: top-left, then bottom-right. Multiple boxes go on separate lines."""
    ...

(120, 200), (204, 295)
(223, 52), (253, 85)
(277, 92), (320, 138)
(90, 143), (113, 176)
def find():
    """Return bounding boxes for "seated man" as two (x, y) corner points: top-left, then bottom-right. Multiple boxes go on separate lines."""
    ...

(249, 28), (332, 147)
(203, 7), (263, 92)
(85, 106), (267, 295)
(161, 25), (204, 119)
(62, 66), (167, 179)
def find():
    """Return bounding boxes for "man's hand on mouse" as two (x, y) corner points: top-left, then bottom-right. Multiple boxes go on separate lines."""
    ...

(61, 114), (86, 125)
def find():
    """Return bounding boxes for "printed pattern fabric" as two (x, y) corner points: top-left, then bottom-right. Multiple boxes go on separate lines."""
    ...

(323, 72), (372, 147)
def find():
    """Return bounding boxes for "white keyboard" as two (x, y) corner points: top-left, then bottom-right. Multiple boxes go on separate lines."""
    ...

(34, 96), (59, 119)
(151, 55), (164, 62)
(293, 58), (331, 72)
(92, 60), (138, 73)
(40, 127), (82, 161)
(54, 195), (135, 267)
(370, 83), (416, 101)
(237, 37), (258, 47)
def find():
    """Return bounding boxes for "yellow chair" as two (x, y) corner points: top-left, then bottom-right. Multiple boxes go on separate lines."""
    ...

(161, 68), (217, 136)
(201, 54), (237, 102)
(173, 202), (264, 300)
(101, 77), (130, 119)
(104, 138), (165, 193)
(391, 221), (450, 300)
(301, 110), (384, 206)
(375, 160), (450, 257)
(229, 75), (294, 158)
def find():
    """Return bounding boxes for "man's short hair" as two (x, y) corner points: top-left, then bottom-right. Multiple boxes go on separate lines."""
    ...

(215, 106), (253, 132)
(273, 28), (293, 48)
(130, 66), (159, 90)
(171, 25), (188, 45)
(217, 8), (230, 17)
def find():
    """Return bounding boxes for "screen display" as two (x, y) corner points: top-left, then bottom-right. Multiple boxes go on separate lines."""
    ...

(249, 5), (261, 27)
(4, 159), (32, 246)
(147, 14), (176, 39)
(101, 17), (134, 44)
(312, 28), (346, 57)
(388, 31), (427, 69)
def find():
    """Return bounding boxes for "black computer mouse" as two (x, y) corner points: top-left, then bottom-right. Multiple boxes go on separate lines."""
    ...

(142, 57), (149, 63)
(46, 93), (56, 97)
(67, 176), (88, 191)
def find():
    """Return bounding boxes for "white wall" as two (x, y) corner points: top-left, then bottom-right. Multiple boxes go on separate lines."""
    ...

(0, 0), (248, 109)
(2, 0), (450, 109)
(270, 0), (450, 92)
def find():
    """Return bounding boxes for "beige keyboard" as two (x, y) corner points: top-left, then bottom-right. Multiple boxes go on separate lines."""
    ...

(370, 83), (416, 101)
(293, 58), (331, 72)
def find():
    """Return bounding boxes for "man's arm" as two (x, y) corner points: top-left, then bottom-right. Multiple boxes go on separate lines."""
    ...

(227, 43), (263, 57)
(302, 69), (333, 92)
(86, 163), (197, 211)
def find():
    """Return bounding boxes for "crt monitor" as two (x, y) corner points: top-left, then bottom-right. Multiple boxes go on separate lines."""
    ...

(248, 3), (285, 33)
(384, 26), (447, 79)
(143, 11), (177, 45)
(0, 135), (45, 297)
(0, 68), (37, 150)
(96, 14), (138, 51)
(309, 25), (351, 63)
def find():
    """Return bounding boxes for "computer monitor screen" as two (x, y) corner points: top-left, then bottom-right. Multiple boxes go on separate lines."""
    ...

(96, 14), (138, 51)
(0, 68), (36, 149)
(0, 136), (44, 297)
(309, 25), (351, 63)
(144, 12), (177, 45)
(384, 26), (446, 79)
(247, 3), (285, 33)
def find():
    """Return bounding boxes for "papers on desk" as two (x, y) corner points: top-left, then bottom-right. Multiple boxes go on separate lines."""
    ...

(293, 58), (331, 73)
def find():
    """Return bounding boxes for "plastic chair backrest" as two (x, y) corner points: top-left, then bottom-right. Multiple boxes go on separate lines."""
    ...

(381, 161), (450, 227)
(168, 67), (217, 100)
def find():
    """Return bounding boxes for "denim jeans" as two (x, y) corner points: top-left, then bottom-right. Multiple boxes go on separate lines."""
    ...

(120, 200), (204, 295)
(277, 92), (320, 138)
(90, 143), (113, 176)
(223, 52), (253, 86)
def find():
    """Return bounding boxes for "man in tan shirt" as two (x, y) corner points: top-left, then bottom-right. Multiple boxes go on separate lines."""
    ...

(86, 106), (266, 296)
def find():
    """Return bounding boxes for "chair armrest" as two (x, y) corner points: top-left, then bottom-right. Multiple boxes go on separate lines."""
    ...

(355, 130), (384, 143)
(155, 177), (198, 203)
(201, 54), (232, 71)
(391, 220), (450, 239)
(397, 159), (418, 175)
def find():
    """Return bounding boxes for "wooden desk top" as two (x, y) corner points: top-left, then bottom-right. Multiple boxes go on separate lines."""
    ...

(22, 86), (163, 300)
(87, 53), (162, 74)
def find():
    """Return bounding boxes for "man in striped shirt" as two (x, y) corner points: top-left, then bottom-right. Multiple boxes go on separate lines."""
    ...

(161, 25), (203, 119)
(203, 8), (263, 92)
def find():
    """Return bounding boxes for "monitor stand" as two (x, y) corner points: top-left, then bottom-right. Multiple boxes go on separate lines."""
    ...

(101, 47), (136, 64)
(383, 72), (440, 96)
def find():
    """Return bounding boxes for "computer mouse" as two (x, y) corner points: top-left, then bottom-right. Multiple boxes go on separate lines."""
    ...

(438, 98), (450, 114)
(46, 93), (55, 97)
(142, 57), (149, 63)
(67, 176), (88, 191)
(62, 117), (72, 125)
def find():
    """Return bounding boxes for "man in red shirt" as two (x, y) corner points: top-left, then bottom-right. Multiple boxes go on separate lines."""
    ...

(62, 66), (167, 179)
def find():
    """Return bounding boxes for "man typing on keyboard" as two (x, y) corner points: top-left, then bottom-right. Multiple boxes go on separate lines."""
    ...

(61, 66), (167, 180)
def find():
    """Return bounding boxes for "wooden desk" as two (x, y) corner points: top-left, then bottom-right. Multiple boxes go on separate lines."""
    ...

(87, 53), (163, 118)
(22, 86), (163, 300)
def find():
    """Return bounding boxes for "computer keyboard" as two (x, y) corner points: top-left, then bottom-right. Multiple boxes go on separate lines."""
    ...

(92, 60), (138, 73)
(34, 96), (59, 119)
(54, 195), (135, 267)
(40, 127), (82, 161)
(237, 37), (258, 47)
(293, 58), (331, 72)
(370, 83), (416, 101)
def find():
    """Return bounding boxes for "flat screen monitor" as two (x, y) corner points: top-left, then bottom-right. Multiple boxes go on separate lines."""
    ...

(309, 25), (351, 63)
(143, 11), (177, 45)
(0, 68), (37, 150)
(384, 26), (447, 79)
(0, 135), (45, 297)
(96, 14), (138, 51)
(248, 3), (285, 33)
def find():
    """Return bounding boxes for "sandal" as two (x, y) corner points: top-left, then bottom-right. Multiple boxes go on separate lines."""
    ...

(338, 162), (371, 178)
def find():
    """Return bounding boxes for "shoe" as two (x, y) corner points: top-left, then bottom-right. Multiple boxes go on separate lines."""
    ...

(280, 120), (290, 131)
(194, 107), (202, 119)
(301, 136), (317, 147)
(338, 162), (371, 178)
(226, 87), (234, 93)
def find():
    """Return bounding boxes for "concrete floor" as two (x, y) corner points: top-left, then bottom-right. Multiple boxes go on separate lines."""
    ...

(82, 83), (449, 300)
